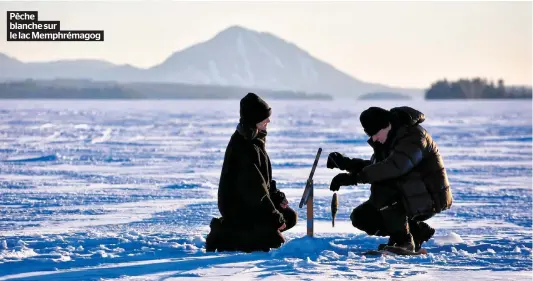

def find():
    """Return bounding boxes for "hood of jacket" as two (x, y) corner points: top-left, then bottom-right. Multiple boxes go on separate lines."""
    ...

(390, 106), (425, 127)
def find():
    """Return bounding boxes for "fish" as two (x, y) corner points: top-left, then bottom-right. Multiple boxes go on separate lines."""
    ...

(331, 192), (338, 227)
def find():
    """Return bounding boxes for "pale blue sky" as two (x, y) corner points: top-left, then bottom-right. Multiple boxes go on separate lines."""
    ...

(0, 1), (531, 88)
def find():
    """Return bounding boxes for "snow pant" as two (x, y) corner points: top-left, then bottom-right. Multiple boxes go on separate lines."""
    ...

(350, 199), (434, 241)
(205, 206), (298, 253)
(255, 205), (298, 232)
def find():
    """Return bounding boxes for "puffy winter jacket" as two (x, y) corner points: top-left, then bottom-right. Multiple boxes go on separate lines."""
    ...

(358, 106), (453, 218)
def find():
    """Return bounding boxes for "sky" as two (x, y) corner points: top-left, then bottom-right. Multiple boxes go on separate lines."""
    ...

(0, 1), (531, 88)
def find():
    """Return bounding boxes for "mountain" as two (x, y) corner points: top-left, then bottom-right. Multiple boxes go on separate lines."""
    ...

(0, 53), (145, 82)
(0, 26), (423, 99)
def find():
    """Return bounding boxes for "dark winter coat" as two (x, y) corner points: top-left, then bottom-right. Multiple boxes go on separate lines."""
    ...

(217, 123), (286, 229)
(357, 107), (453, 218)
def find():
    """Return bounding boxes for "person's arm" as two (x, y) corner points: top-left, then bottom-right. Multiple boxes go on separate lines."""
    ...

(358, 131), (425, 184)
(235, 147), (285, 228)
(269, 180), (287, 208)
(327, 152), (371, 173)
(344, 158), (372, 173)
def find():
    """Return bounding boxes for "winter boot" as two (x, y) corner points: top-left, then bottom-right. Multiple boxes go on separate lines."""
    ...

(409, 221), (435, 251)
(384, 232), (415, 254)
(205, 217), (223, 252)
(211, 223), (285, 253)
(378, 236), (396, 251)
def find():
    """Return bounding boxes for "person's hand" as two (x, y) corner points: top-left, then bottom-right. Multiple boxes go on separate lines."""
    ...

(278, 223), (287, 231)
(329, 173), (358, 191)
(280, 198), (288, 209)
(327, 152), (344, 169)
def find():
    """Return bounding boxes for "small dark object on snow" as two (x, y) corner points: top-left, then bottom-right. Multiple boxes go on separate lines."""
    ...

(331, 192), (338, 227)
(362, 247), (428, 256)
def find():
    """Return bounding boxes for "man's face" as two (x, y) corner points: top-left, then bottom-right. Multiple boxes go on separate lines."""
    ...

(371, 123), (391, 144)
(256, 117), (270, 131)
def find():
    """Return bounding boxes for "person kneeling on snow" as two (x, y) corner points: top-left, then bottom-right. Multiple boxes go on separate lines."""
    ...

(327, 106), (453, 253)
(205, 92), (297, 253)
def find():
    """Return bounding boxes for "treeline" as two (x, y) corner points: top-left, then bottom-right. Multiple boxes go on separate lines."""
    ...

(425, 78), (532, 99)
(0, 79), (333, 100)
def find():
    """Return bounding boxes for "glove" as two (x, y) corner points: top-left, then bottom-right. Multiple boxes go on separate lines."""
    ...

(327, 152), (369, 172)
(270, 209), (286, 229)
(271, 190), (287, 206)
(270, 180), (287, 206)
(270, 179), (277, 190)
(329, 173), (359, 191)
(346, 158), (370, 174)
(327, 152), (345, 169)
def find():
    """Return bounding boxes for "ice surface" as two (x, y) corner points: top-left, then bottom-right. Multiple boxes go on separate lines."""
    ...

(0, 100), (530, 280)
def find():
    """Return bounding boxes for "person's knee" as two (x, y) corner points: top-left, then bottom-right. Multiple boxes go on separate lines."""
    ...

(350, 207), (369, 231)
(350, 207), (365, 230)
(282, 207), (298, 230)
(350, 203), (385, 236)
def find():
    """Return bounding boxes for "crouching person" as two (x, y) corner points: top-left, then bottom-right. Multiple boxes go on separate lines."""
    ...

(205, 93), (297, 253)
(327, 106), (453, 253)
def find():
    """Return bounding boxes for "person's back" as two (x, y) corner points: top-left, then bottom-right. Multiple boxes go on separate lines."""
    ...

(395, 117), (451, 214)
(217, 130), (245, 221)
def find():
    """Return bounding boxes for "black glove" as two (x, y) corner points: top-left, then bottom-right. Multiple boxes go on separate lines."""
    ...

(270, 180), (287, 206)
(346, 158), (370, 174)
(327, 152), (345, 169)
(270, 209), (286, 229)
(329, 173), (359, 191)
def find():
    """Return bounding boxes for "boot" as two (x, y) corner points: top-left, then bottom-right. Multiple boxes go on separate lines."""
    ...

(208, 220), (285, 253)
(385, 232), (415, 253)
(378, 236), (395, 251)
(205, 217), (223, 252)
(409, 221), (435, 251)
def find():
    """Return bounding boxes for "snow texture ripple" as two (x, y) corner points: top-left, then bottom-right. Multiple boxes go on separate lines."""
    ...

(0, 100), (531, 281)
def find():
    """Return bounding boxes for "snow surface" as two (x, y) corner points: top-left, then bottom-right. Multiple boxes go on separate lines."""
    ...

(0, 99), (531, 281)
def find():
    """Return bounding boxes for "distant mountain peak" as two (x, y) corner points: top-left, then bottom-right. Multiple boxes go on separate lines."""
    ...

(211, 25), (290, 46)
(219, 25), (257, 34)
(0, 25), (423, 98)
(209, 25), (264, 44)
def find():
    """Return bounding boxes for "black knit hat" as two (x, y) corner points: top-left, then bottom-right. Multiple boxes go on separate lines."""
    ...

(240, 92), (271, 126)
(359, 107), (391, 136)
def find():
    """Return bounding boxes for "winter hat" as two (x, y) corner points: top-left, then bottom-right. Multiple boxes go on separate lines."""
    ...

(240, 92), (271, 126)
(359, 107), (392, 136)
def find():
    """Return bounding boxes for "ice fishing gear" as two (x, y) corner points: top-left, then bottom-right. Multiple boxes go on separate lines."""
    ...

(299, 147), (322, 209)
(331, 192), (338, 227)
(299, 147), (322, 237)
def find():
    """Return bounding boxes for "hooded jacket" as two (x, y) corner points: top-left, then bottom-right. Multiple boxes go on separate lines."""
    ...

(358, 106), (453, 218)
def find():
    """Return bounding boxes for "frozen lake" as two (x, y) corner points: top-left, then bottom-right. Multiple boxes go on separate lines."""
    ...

(0, 99), (531, 280)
